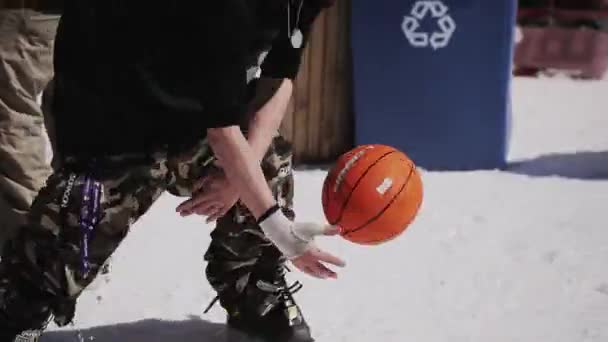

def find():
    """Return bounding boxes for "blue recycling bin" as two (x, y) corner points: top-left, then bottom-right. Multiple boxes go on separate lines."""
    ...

(351, 0), (516, 170)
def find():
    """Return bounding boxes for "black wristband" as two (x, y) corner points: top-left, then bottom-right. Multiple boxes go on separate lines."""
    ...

(257, 204), (280, 224)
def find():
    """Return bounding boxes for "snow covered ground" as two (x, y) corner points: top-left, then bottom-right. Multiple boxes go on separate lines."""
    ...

(44, 76), (608, 342)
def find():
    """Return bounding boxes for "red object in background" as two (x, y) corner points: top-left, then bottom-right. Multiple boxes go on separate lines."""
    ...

(514, 26), (608, 78)
(517, 7), (553, 26)
(517, 5), (608, 27)
(555, 0), (608, 9)
(554, 8), (608, 25)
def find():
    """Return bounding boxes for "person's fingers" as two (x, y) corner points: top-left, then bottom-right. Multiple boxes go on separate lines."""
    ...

(312, 261), (337, 278)
(176, 197), (201, 214)
(176, 190), (209, 212)
(311, 248), (346, 267)
(292, 259), (311, 276)
(300, 262), (335, 279)
(206, 206), (228, 223)
(303, 265), (324, 279)
(177, 194), (217, 216)
(194, 202), (223, 217)
(294, 223), (334, 240)
(194, 173), (225, 194)
(323, 225), (342, 236)
(193, 176), (210, 192)
(292, 255), (338, 279)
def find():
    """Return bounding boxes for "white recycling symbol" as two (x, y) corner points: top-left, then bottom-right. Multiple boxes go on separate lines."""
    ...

(402, 0), (456, 50)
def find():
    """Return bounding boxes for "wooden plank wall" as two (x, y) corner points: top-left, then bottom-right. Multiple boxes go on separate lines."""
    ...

(281, 0), (354, 165)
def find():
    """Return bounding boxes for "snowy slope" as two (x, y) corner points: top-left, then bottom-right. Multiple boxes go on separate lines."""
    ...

(44, 77), (608, 342)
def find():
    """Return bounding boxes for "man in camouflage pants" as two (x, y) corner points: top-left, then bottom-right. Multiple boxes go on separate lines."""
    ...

(0, 2), (343, 342)
(0, 102), (328, 342)
(0, 130), (296, 330)
(0, 1), (60, 251)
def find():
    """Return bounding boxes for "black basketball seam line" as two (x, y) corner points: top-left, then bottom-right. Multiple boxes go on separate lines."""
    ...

(357, 189), (422, 244)
(360, 227), (403, 244)
(329, 150), (396, 224)
(336, 156), (411, 228)
(330, 150), (397, 225)
(338, 156), (412, 231)
(343, 162), (414, 236)
(343, 162), (415, 236)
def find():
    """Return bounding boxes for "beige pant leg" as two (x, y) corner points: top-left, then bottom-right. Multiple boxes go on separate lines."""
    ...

(0, 9), (58, 249)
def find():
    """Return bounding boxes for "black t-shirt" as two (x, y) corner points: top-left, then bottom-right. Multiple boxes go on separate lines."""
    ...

(251, 0), (332, 80)
(52, 0), (331, 158)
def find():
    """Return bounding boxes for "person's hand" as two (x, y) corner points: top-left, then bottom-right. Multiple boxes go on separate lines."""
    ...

(258, 208), (346, 279)
(176, 168), (239, 223)
(289, 224), (346, 279)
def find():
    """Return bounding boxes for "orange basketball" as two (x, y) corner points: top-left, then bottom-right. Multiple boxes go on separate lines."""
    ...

(322, 144), (423, 245)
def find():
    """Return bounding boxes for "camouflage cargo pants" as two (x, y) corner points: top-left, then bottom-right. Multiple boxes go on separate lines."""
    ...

(0, 136), (295, 331)
(0, 9), (59, 250)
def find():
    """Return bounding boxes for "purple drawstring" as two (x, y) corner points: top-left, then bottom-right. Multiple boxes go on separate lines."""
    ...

(79, 176), (102, 276)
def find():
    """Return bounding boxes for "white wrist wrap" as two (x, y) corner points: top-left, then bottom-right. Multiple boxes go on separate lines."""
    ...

(258, 210), (312, 259)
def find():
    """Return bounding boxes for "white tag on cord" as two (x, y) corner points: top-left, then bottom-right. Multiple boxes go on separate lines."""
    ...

(291, 29), (303, 49)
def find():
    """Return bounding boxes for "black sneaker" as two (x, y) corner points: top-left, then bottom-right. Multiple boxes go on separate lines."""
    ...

(0, 326), (45, 342)
(208, 267), (314, 342)
(0, 288), (53, 342)
(9, 329), (43, 342)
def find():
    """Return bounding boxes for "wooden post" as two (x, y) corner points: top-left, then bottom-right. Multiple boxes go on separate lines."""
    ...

(281, 0), (354, 165)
